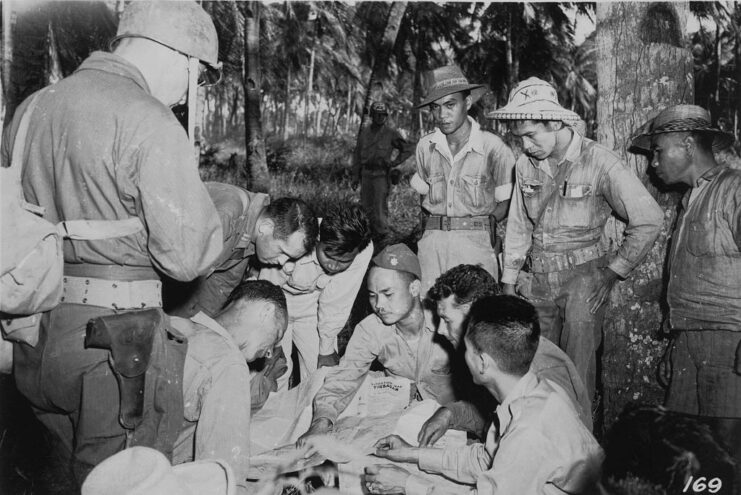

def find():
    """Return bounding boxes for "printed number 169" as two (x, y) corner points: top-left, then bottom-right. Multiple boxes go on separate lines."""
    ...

(683, 476), (723, 493)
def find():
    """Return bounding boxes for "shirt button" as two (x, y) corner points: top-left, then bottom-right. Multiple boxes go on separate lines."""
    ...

(449, 180), (454, 185)
(448, 203), (452, 207)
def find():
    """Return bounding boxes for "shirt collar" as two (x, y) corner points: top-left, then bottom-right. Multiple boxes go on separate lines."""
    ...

(430, 117), (485, 157)
(75, 51), (151, 94)
(392, 307), (436, 336)
(528, 128), (583, 171)
(191, 312), (227, 335)
(695, 164), (724, 187)
(496, 371), (538, 433)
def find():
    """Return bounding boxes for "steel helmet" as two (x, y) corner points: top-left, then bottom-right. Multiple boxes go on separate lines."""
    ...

(111, 1), (222, 85)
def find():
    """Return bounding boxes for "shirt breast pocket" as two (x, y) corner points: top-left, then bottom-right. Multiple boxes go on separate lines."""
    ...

(460, 174), (489, 209)
(685, 222), (715, 256)
(519, 178), (544, 218)
(557, 183), (593, 228)
(427, 174), (446, 204)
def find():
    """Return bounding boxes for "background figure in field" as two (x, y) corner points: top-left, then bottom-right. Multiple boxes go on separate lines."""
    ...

(352, 102), (413, 236)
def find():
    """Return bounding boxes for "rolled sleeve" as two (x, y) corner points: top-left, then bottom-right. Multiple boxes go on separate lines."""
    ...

(194, 363), (252, 493)
(445, 401), (487, 436)
(502, 167), (533, 284)
(138, 125), (222, 281)
(317, 243), (373, 355)
(488, 141), (516, 203)
(418, 443), (490, 485)
(600, 162), (663, 278)
(312, 320), (380, 423)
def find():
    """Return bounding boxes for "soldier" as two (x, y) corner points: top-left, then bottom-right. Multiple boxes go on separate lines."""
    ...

(260, 203), (373, 388)
(297, 244), (455, 445)
(490, 77), (664, 398)
(2, 1), (223, 481)
(171, 280), (288, 494)
(414, 66), (516, 294)
(353, 102), (413, 236)
(632, 104), (741, 490)
(167, 182), (318, 319)
(418, 265), (592, 448)
(368, 296), (603, 495)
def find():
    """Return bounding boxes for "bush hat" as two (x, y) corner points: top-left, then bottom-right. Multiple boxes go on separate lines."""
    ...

(370, 102), (389, 115)
(372, 243), (421, 280)
(630, 104), (735, 153)
(487, 77), (581, 125)
(417, 65), (487, 108)
(82, 447), (236, 495)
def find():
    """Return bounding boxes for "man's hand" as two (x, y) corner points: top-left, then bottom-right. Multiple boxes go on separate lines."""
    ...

(502, 283), (517, 296)
(296, 417), (333, 448)
(364, 465), (410, 494)
(418, 407), (453, 447)
(373, 435), (419, 463)
(317, 351), (340, 368)
(586, 267), (620, 314)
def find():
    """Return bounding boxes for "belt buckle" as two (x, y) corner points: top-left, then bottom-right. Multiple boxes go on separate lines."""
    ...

(566, 252), (576, 268)
(443, 217), (451, 231)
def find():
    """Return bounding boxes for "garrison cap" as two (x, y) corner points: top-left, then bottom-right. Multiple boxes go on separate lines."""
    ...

(371, 244), (421, 280)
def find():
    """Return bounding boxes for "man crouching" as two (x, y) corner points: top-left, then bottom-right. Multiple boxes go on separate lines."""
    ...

(297, 244), (455, 445)
(367, 295), (603, 495)
(170, 280), (287, 495)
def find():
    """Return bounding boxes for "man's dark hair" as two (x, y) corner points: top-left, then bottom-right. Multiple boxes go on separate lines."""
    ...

(427, 264), (500, 304)
(689, 131), (715, 153)
(320, 203), (372, 257)
(223, 280), (288, 326)
(466, 295), (540, 376)
(263, 198), (319, 253)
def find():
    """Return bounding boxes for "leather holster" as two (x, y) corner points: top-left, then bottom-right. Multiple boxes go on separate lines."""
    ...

(85, 308), (162, 429)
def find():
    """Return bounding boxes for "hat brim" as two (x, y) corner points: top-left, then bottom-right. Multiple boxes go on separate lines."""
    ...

(629, 125), (736, 154)
(486, 100), (581, 124)
(417, 84), (487, 109)
(174, 459), (235, 495)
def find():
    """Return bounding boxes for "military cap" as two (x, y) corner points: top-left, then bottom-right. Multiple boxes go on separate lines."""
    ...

(371, 244), (421, 280)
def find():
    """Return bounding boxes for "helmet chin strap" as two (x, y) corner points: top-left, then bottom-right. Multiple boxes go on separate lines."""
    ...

(187, 56), (200, 153)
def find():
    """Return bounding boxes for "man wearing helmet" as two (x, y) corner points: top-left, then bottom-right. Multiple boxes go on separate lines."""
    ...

(352, 102), (413, 236)
(2, 1), (223, 483)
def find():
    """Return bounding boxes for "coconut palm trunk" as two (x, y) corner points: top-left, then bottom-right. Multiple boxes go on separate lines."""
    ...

(595, 1), (693, 432)
(242, 1), (270, 193)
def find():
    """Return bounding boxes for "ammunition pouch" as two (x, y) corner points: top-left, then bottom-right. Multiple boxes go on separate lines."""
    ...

(85, 308), (161, 429)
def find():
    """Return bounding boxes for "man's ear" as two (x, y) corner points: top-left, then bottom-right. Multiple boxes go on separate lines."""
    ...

(409, 278), (422, 298)
(257, 218), (274, 236)
(465, 94), (473, 112)
(460, 301), (472, 314)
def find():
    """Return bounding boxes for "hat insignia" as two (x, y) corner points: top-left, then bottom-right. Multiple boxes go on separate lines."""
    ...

(390, 256), (398, 266)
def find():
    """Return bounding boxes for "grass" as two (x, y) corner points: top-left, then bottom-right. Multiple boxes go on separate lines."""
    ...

(199, 135), (421, 238)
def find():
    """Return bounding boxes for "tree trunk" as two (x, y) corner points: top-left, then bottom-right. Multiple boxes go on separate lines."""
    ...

(242, 1), (270, 193)
(356, 1), (408, 140)
(344, 81), (353, 134)
(281, 65), (291, 140)
(304, 45), (315, 137)
(2, 3), (13, 130)
(596, 1), (693, 431)
(505, 6), (516, 92)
